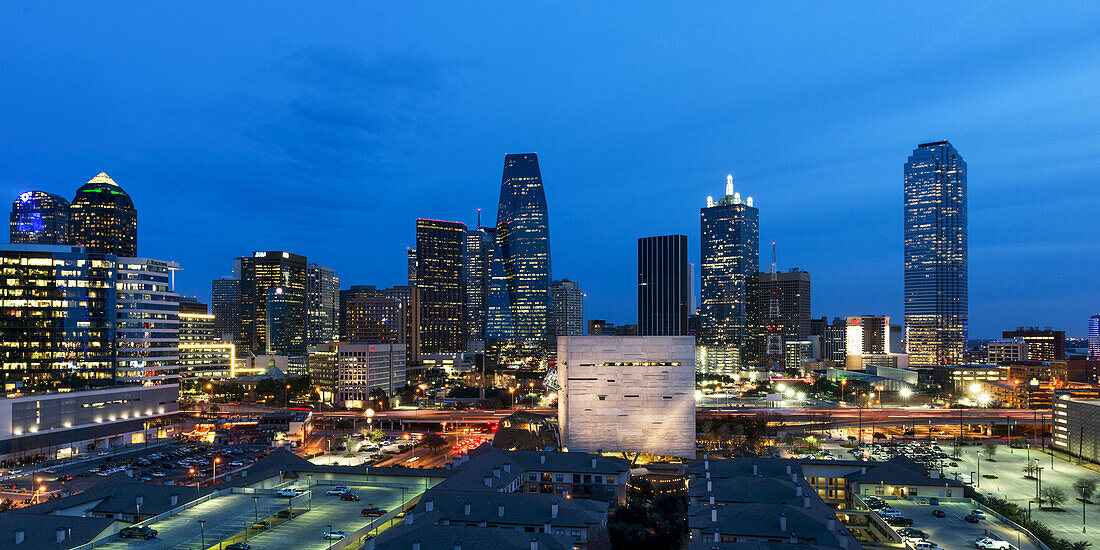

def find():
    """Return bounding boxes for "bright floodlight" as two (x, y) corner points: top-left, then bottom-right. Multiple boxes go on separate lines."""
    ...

(969, 383), (981, 394)
(900, 388), (913, 398)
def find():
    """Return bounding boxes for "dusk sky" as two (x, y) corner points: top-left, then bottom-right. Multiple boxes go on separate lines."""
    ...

(2, 3), (1099, 338)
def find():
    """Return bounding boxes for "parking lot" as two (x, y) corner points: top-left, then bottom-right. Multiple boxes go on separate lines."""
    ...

(889, 500), (1042, 550)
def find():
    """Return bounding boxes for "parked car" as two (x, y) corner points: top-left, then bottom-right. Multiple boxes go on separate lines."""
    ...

(340, 493), (360, 501)
(276, 489), (301, 497)
(362, 507), (387, 517)
(970, 510), (986, 519)
(225, 543), (251, 550)
(975, 538), (1010, 549)
(886, 517), (914, 526)
(323, 530), (348, 540)
(928, 498), (939, 506)
(119, 526), (158, 539)
(964, 514), (980, 523)
(326, 486), (350, 495)
(931, 509), (946, 518)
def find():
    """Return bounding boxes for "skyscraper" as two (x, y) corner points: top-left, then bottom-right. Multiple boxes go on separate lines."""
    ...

(699, 175), (758, 374)
(238, 251), (307, 356)
(343, 295), (406, 344)
(487, 153), (552, 352)
(904, 140), (967, 366)
(464, 211), (495, 349)
(1002, 327), (1066, 361)
(752, 268), (811, 371)
(551, 279), (584, 337)
(178, 297), (234, 381)
(1090, 315), (1100, 359)
(114, 258), (180, 385)
(306, 263), (340, 345)
(211, 277), (241, 343)
(265, 286), (297, 355)
(416, 219), (467, 353)
(10, 191), (70, 245)
(382, 285), (421, 363)
(407, 248), (417, 286)
(638, 235), (690, 336)
(69, 172), (138, 257)
(339, 285), (379, 336)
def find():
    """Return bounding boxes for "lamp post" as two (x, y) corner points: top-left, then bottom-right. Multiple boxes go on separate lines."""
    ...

(198, 520), (206, 549)
(327, 524), (334, 550)
(976, 451), (981, 488)
(307, 474), (313, 511)
(285, 384), (291, 409)
(212, 457), (220, 486)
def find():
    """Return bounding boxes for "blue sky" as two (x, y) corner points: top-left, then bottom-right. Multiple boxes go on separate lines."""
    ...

(2, 2), (1099, 338)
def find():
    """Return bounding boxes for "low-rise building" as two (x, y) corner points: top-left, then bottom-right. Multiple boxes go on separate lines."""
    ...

(1054, 397), (1100, 464)
(932, 365), (1007, 396)
(336, 342), (406, 409)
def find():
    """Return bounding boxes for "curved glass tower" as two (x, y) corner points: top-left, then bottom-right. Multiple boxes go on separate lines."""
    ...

(904, 140), (968, 366)
(487, 153), (552, 348)
(70, 172), (138, 256)
(10, 190), (70, 245)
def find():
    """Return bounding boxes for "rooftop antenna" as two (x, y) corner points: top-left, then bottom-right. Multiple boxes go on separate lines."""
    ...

(477, 208), (482, 228)
(725, 174), (734, 197)
(771, 241), (777, 274)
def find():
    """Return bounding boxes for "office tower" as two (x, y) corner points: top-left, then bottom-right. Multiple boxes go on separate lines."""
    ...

(699, 175), (759, 374)
(339, 285), (378, 337)
(343, 295), (406, 344)
(637, 235), (690, 336)
(177, 297), (234, 380)
(115, 258), (179, 385)
(10, 191), (70, 245)
(308, 343), (337, 404)
(306, 263), (340, 345)
(335, 342), (407, 409)
(753, 268), (811, 370)
(416, 219), (467, 353)
(382, 285), (421, 363)
(987, 341), (1028, 364)
(407, 248), (417, 286)
(265, 287), (296, 355)
(211, 277), (241, 343)
(558, 335), (696, 458)
(69, 172), (138, 256)
(551, 279), (584, 337)
(904, 140), (967, 366)
(1090, 315), (1100, 359)
(238, 251), (307, 356)
(1002, 327), (1066, 361)
(487, 153), (553, 350)
(809, 316), (848, 363)
(464, 212), (495, 348)
(587, 319), (613, 336)
(0, 244), (116, 391)
(846, 315), (899, 370)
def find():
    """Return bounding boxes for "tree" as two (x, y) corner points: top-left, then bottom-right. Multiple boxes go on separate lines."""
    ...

(1039, 487), (1068, 510)
(370, 428), (385, 441)
(983, 442), (998, 459)
(1073, 478), (1097, 503)
(951, 444), (963, 459)
(423, 432), (447, 454)
(1023, 462), (1039, 479)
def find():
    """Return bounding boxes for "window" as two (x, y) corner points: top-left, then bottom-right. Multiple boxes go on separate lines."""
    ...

(875, 486), (885, 495)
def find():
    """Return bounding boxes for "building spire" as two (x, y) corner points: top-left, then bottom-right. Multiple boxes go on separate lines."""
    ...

(725, 174), (734, 197)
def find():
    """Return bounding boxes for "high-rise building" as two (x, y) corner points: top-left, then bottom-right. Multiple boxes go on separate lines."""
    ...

(382, 285), (421, 363)
(339, 285), (379, 337)
(69, 172), (138, 257)
(810, 316), (848, 363)
(551, 279), (584, 337)
(238, 251), (307, 356)
(637, 235), (690, 336)
(407, 248), (417, 286)
(211, 277), (241, 343)
(1090, 315), (1100, 359)
(308, 343), (338, 405)
(416, 219), (467, 353)
(0, 244), (117, 391)
(588, 319), (614, 336)
(335, 342), (407, 409)
(306, 263), (340, 345)
(10, 191), (70, 245)
(699, 175), (758, 375)
(904, 141), (967, 366)
(265, 287), (297, 355)
(752, 268), (811, 371)
(464, 212), (495, 348)
(1001, 327), (1066, 361)
(343, 295), (406, 344)
(844, 315), (911, 370)
(487, 153), (552, 350)
(114, 258), (179, 385)
(177, 297), (234, 381)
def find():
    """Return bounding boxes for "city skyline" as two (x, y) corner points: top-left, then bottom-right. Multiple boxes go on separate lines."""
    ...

(2, 4), (1099, 337)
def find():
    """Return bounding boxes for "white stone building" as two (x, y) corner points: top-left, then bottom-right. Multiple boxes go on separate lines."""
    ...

(558, 335), (695, 458)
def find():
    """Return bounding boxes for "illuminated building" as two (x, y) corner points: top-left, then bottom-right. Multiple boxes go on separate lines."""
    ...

(211, 276), (241, 342)
(382, 285), (421, 363)
(558, 335), (696, 458)
(1090, 315), (1100, 359)
(416, 219), (467, 353)
(69, 172), (138, 257)
(238, 251), (307, 356)
(487, 153), (553, 351)
(551, 279), (584, 337)
(464, 213), (495, 349)
(339, 285), (378, 336)
(343, 295), (406, 344)
(1054, 397), (1100, 464)
(1001, 327), (1065, 361)
(0, 244), (116, 391)
(987, 341), (1028, 364)
(407, 248), (417, 286)
(114, 258), (180, 385)
(587, 319), (613, 336)
(752, 268), (811, 371)
(306, 263), (340, 345)
(932, 364), (1007, 395)
(810, 316), (847, 363)
(307, 343), (337, 404)
(264, 286), (299, 357)
(177, 297), (233, 380)
(637, 235), (690, 336)
(9, 190), (70, 245)
(699, 174), (758, 375)
(335, 342), (407, 409)
(904, 140), (967, 366)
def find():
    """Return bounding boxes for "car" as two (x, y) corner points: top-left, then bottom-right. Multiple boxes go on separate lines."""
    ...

(928, 498), (939, 506)
(970, 510), (986, 519)
(914, 542), (940, 550)
(225, 544), (251, 550)
(964, 514), (980, 523)
(975, 538), (1010, 549)
(60, 475), (74, 482)
(323, 530), (347, 540)
(119, 526), (158, 539)
(931, 509), (946, 518)
(276, 489), (301, 497)
(326, 486), (350, 495)
(362, 507), (387, 517)
(340, 493), (360, 501)
(886, 517), (914, 526)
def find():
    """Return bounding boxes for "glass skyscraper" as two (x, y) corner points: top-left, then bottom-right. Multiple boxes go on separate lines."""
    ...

(69, 172), (138, 257)
(699, 175), (758, 375)
(464, 211), (495, 349)
(306, 263), (340, 345)
(904, 140), (968, 366)
(10, 190), (70, 245)
(487, 153), (552, 350)
(1089, 315), (1100, 359)
(416, 219), (467, 353)
(638, 235), (690, 336)
(238, 251), (308, 356)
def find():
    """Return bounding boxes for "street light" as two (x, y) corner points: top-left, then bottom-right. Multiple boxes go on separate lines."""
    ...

(212, 457), (220, 486)
(198, 520), (206, 549)
(252, 495), (259, 528)
(327, 524), (333, 550)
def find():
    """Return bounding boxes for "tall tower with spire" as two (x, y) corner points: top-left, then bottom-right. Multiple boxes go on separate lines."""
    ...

(69, 172), (138, 256)
(699, 174), (759, 376)
(464, 208), (495, 350)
